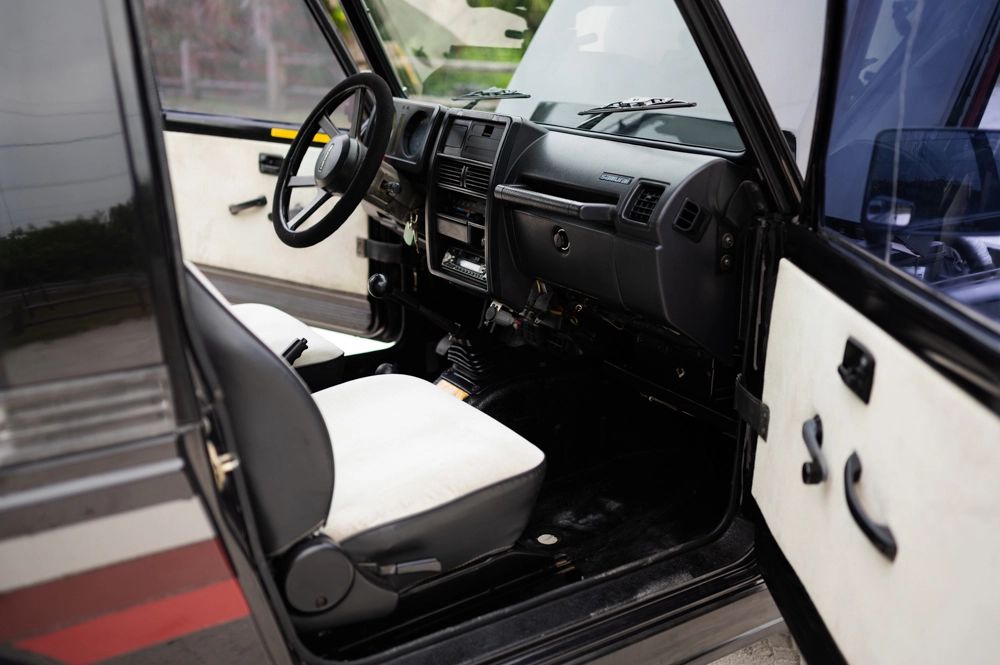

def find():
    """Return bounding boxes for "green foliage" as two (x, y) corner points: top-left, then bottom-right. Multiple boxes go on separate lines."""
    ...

(423, 68), (513, 97)
(0, 203), (140, 290)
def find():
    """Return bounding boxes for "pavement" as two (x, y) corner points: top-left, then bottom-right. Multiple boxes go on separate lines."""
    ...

(713, 632), (804, 665)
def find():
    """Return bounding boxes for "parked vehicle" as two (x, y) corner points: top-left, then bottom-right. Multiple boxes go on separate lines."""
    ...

(1, 1), (998, 664)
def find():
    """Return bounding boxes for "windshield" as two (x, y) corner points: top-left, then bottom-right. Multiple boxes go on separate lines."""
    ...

(362, 0), (743, 152)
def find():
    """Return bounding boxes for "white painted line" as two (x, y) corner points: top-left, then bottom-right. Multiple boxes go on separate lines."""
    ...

(0, 497), (215, 592)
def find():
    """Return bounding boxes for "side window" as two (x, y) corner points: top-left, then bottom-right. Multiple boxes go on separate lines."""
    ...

(822, 0), (1000, 324)
(142, 0), (363, 123)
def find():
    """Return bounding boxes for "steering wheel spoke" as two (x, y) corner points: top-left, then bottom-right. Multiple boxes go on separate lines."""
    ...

(318, 114), (340, 140)
(289, 191), (333, 231)
(349, 89), (373, 141)
(287, 175), (317, 188)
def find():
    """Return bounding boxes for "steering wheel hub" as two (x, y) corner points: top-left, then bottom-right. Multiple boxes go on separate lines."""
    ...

(315, 135), (366, 193)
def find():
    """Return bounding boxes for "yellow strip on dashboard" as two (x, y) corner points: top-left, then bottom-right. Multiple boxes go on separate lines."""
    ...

(271, 127), (331, 143)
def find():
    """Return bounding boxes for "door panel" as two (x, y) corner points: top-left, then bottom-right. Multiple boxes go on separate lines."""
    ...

(164, 131), (372, 331)
(753, 258), (1000, 665)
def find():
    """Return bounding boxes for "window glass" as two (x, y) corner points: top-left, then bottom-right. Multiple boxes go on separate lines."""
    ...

(823, 0), (1000, 325)
(720, 0), (826, 173)
(0, 0), (163, 387)
(142, 0), (352, 123)
(361, 0), (743, 152)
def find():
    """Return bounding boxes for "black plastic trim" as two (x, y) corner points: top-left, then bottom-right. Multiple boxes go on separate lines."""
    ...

(163, 110), (303, 144)
(304, 0), (359, 78)
(494, 184), (616, 223)
(340, 0), (405, 97)
(798, 0), (847, 229)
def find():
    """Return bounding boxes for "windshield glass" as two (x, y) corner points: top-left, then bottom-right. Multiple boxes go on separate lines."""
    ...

(362, 0), (743, 151)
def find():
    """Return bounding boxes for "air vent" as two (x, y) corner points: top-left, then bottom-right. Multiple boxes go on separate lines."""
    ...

(673, 198), (702, 233)
(626, 183), (665, 224)
(464, 164), (492, 194)
(438, 159), (464, 189)
(437, 157), (493, 196)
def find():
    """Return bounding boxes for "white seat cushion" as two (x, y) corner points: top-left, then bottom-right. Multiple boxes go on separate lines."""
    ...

(231, 302), (343, 368)
(313, 374), (545, 568)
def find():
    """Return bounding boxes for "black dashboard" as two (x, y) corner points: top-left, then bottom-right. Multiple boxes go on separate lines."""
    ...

(361, 99), (756, 359)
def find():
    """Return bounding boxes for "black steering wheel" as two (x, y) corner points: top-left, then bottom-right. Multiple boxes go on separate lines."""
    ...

(272, 72), (394, 248)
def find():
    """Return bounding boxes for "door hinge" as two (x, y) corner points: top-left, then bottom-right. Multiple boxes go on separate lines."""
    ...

(734, 374), (769, 440)
(207, 440), (240, 491)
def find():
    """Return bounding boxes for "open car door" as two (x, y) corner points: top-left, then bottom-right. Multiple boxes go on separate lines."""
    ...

(140, 0), (376, 334)
(749, 1), (1000, 663)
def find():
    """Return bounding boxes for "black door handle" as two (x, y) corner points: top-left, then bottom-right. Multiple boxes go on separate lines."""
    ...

(228, 195), (267, 215)
(801, 415), (827, 484)
(844, 452), (897, 561)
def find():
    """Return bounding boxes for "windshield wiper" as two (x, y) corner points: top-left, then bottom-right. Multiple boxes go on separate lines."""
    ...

(453, 87), (531, 110)
(576, 97), (696, 130)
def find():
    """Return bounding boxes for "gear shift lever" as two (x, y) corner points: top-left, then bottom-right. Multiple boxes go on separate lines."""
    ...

(368, 273), (461, 335)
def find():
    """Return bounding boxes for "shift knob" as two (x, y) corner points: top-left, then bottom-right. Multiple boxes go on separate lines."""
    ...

(368, 273), (391, 299)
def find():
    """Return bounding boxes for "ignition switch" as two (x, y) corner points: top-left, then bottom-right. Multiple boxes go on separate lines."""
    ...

(379, 179), (402, 197)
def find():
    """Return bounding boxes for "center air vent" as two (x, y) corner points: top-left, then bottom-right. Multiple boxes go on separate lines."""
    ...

(625, 182), (665, 224)
(464, 164), (491, 194)
(438, 159), (464, 189)
(437, 157), (493, 196)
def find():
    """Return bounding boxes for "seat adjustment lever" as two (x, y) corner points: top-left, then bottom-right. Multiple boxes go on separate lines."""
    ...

(359, 558), (442, 576)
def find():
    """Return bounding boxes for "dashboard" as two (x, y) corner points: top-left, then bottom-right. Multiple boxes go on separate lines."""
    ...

(361, 99), (756, 359)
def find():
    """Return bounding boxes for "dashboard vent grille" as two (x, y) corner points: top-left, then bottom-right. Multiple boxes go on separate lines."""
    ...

(438, 159), (464, 189)
(464, 164), (492, 194)
(673, 199), (702, 233)
(437, 157), (493, 196)
(626, 183), (665, 224)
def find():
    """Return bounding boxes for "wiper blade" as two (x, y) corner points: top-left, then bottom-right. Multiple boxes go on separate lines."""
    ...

(453, 87), (531, 110)
(576, 96), (696, 130)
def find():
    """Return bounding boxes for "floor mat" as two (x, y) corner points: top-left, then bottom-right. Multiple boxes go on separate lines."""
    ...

(521, 445), (728, 577)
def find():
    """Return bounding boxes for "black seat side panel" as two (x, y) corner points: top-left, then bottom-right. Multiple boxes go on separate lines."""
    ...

(186, 269), (334, 556)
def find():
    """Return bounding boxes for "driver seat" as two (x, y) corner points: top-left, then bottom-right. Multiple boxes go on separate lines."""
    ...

(184, 264), (546, 628)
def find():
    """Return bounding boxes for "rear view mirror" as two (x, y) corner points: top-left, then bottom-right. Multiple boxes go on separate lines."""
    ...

(862, 128), (1000, 235)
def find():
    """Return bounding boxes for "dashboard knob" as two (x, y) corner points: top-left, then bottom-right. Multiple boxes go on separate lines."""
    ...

(552, 227), (570, 252)
(368, 273), (391, 299)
